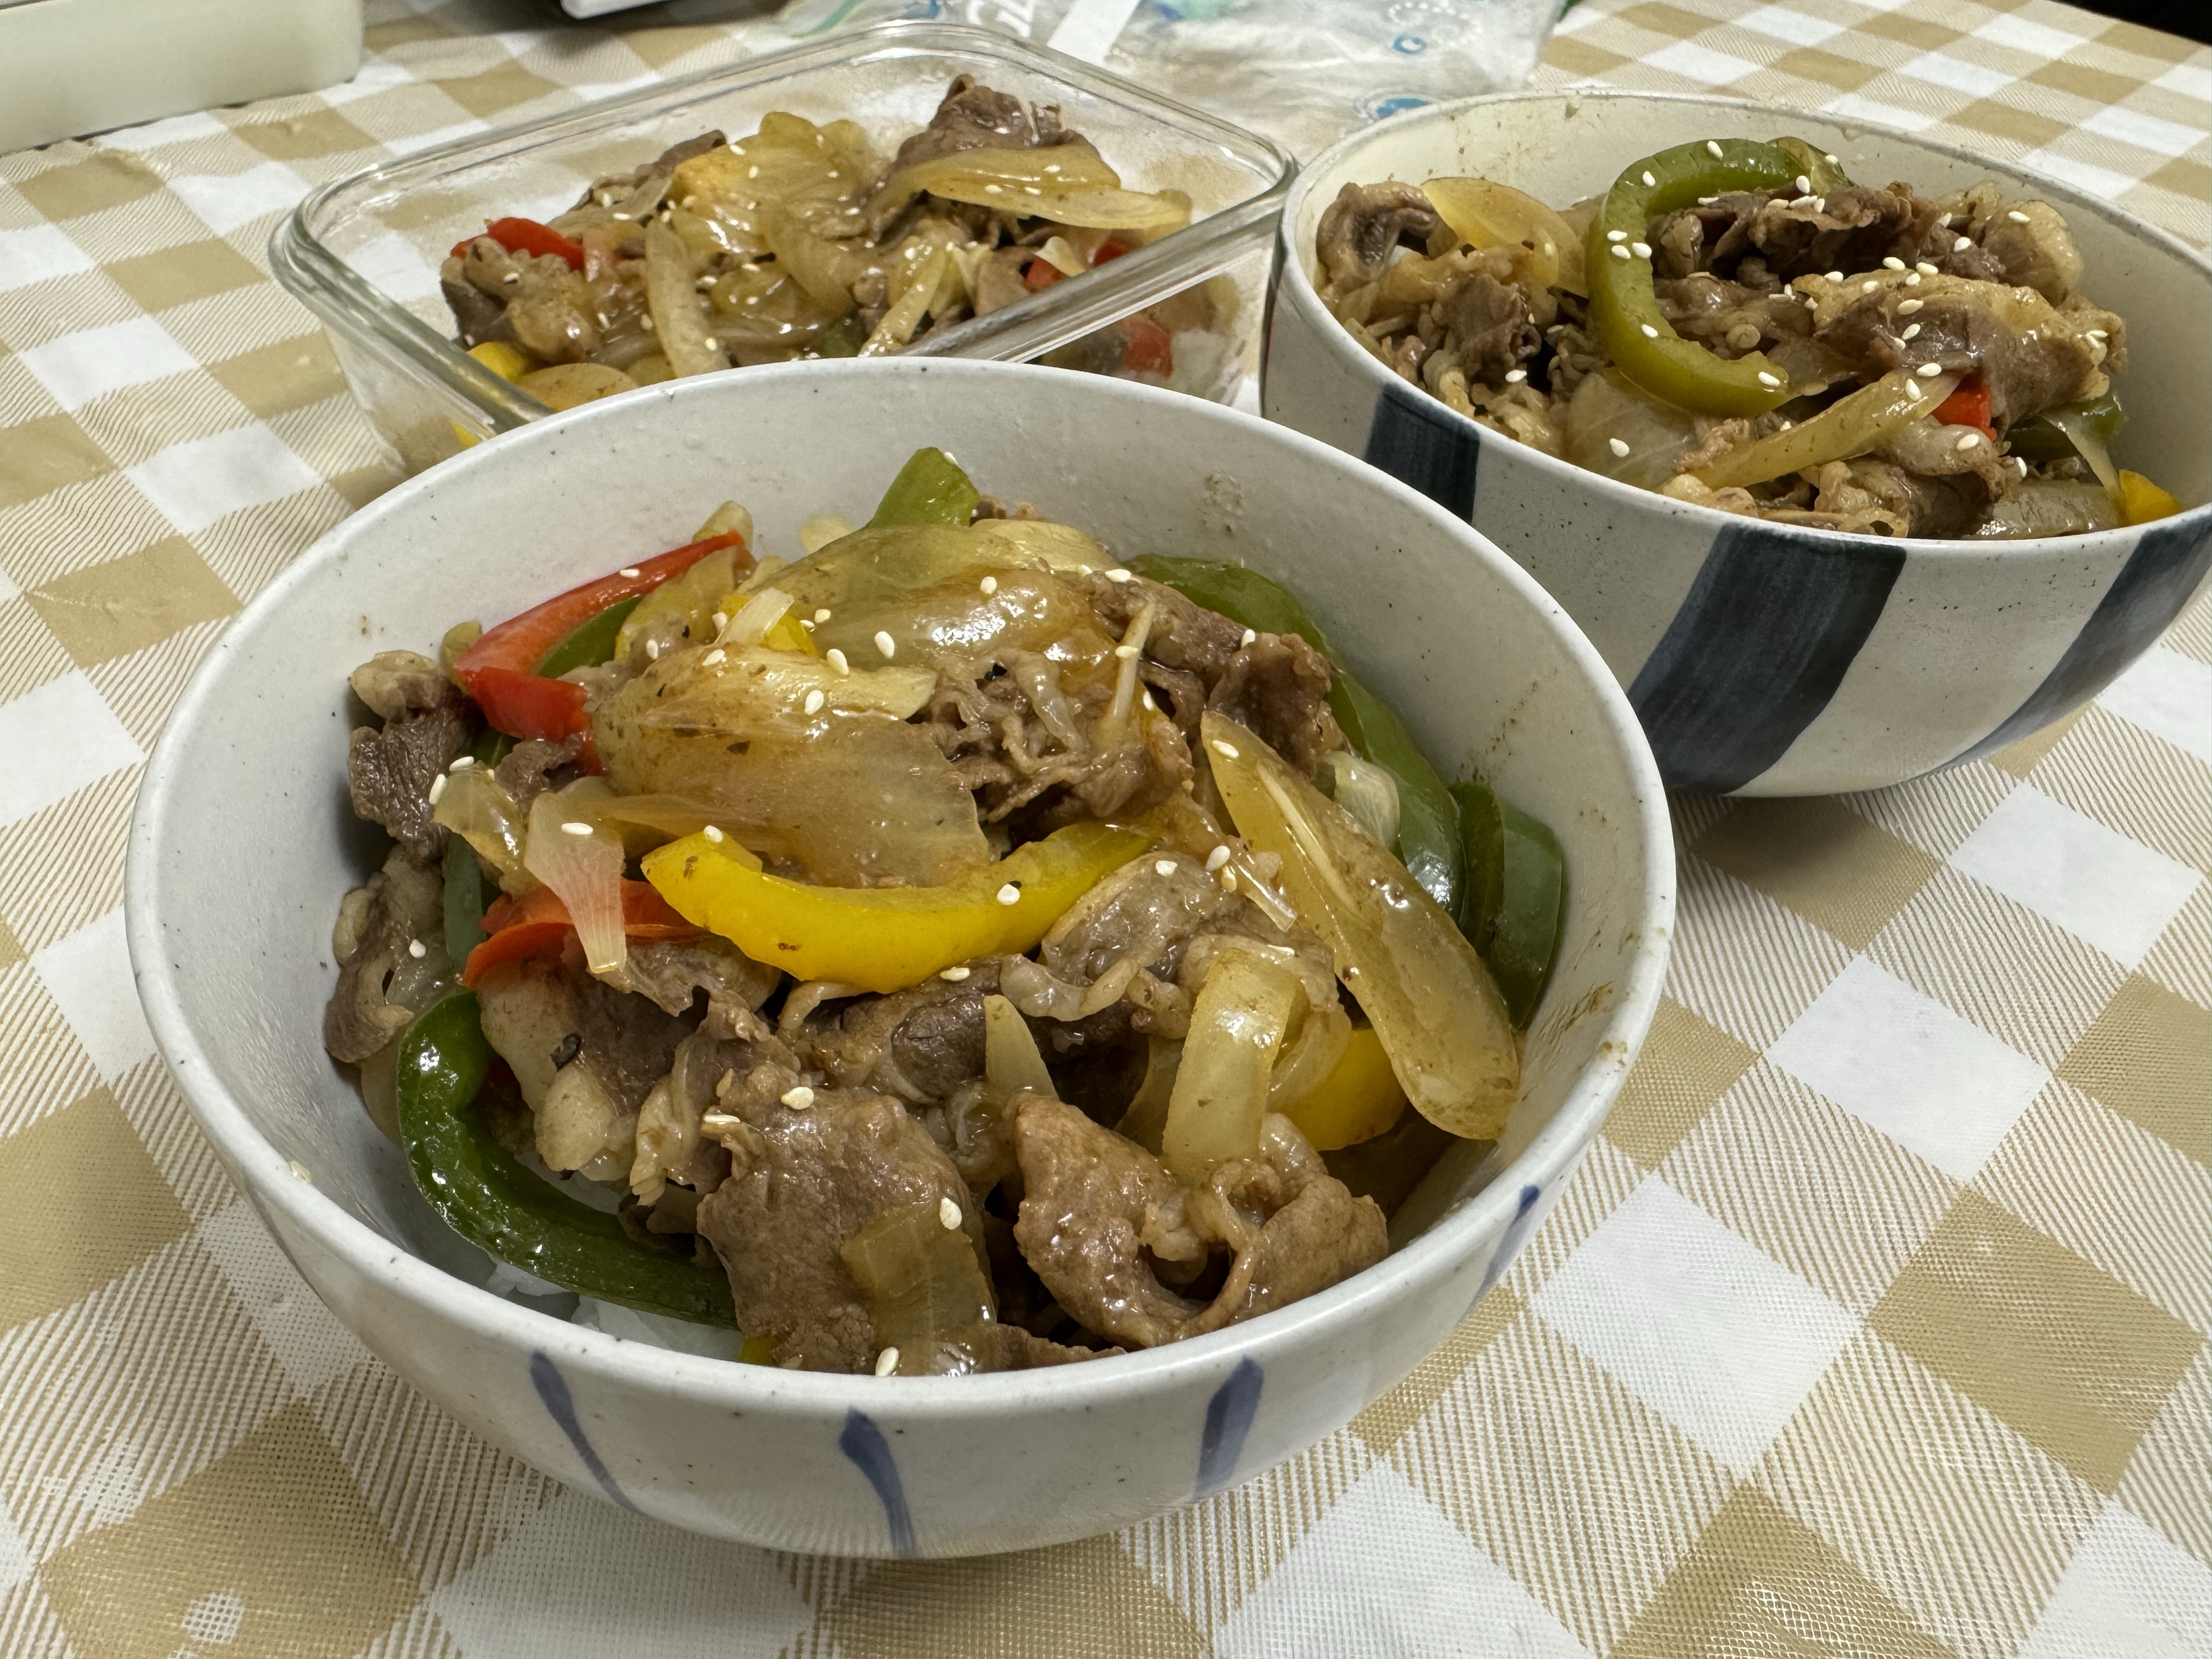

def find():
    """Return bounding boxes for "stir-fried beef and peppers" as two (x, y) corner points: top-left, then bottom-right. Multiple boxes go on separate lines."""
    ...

(443, 77), (1222, 411)
(325, 450), (1567, 1375)
(1317, 138), (2183, 538)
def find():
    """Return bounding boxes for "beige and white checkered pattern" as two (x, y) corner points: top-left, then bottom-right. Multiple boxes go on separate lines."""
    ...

(0, 1), (2205, 1653)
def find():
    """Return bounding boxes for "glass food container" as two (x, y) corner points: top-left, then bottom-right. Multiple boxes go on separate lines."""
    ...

(270, 21), (1294, 473)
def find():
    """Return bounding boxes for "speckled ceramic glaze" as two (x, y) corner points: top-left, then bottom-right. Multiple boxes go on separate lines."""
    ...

(127, 360), (1673, 1557)
(1263, 91), (2212, 796)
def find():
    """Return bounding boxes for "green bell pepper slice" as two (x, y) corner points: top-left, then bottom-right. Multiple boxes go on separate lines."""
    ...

(1771, 137), (1852, 196)
(1125, 555), (1464, 919)
(1587, 139), (1805, 417)
(867, 447), (980, 529)
(395, 990), (736, 1326)
(535, 594), (642, 678)
(1452, 781), (1566, 1028)
(2006, 391), (2123, 465)
(441, 836), (490, 969)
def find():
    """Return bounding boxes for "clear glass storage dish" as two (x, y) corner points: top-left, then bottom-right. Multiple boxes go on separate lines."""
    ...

(271, 21), (1294, 474)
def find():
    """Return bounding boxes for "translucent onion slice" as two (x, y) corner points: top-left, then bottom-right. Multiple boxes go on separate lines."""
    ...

(1322, 751), (1401, 850)
(433, 766), (530, 891)
(983, 994), (1056, 1105)
(523, 789), (627, 975)
(885, 147), (1189, 232)
(1203, 710), (1519, 1140)
(643, 221), (728, 379)
(1424, 176), (1585, 295)
(841, 1200), (996, 1374)
(1160, 948), (1305, 1181)
(1692, 369), (1958, 490)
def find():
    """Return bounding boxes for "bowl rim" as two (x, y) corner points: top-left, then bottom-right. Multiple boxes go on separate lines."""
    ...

(1273, 86), (2212, 561)
(126, 357), (1675, 1414)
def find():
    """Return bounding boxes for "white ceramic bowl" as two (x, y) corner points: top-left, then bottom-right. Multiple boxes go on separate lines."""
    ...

(1263, 91), (2212, 795)
(127, 359), (1672, 1557)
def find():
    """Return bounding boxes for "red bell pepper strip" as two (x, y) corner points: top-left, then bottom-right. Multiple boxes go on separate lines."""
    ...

(464, 881), (702, 986)
(1933, 374), (1994, 438)
(1024, 256), (1065, 292)
(450, 217), (588, 271)
(452, 530), (751, 743)
(1093, 240), (1131, 264)
(1120, 315), (1174, 377)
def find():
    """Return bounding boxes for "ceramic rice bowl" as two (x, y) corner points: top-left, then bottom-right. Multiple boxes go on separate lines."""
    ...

(127, 359), (1673, 1557)
(1262, 90), (2212, 795)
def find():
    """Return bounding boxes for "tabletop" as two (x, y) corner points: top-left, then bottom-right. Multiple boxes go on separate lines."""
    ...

(0, 1), (2205, 1655)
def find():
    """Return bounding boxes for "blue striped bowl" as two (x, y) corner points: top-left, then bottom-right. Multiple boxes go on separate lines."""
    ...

(1263, 91), (2212, 795)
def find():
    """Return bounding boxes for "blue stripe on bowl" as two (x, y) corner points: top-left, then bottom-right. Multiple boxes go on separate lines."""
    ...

(1629, 522), (1906, 793)
(1195, 1357), (1265, 1501)
(1363, 380), (1479, 520)
(838, 1406), (918, 1558)
(528, 1350), (637, 1513)
(1955, 511), (2212, 765)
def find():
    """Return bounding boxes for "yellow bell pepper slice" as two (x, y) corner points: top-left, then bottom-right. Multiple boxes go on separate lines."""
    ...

(1280, 1025), (1409, 1152)
(642, 821), (1152, 993)
(2118, 470), (2182, 527)
(467, 340), (537, 381)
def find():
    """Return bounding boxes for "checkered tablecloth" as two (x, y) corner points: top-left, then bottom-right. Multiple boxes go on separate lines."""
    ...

(1, 1), (2205, 1654)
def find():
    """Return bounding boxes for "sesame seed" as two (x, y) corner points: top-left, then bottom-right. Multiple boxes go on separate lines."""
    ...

(1240, 628), (1257, 646)
(289, 1159), (313, 1182)
(1811, 197), (1826, 212)
(618, 566), (642, 577)
(1915, 261), (1938, 276)
(1905, 272), (1921, 286)
(2016, 456), (2029, 475)
(782, 1086), (815, 1109)
(561, 820), (594, 836)
(1154, 859), (1178, 877)
(875, 1347), (900, 1377)
(1955, 431), (1982, 451)
(1115, 644), (1139, 659)
(428, 774), (447, 805)
(1902, 323), (1921, 340)
(1825, 270), (1844, 283)
(501, 272), (520, 284)
(996, 883), (1022, 906)
(408, 939), (427, 960)
(803, 689), (825, 715)
(2086, 329), (2107, 342)
(1606, 229), (1627, 243)
(1937, 213), (1952, 228)
(711, 611), (729, 630)
(1794, 175), (1811, 194)
(1210, 740), (1239, 761)
(611, 211), (630, 222)
(2007, 209), (2030, 224)
(1916, 362), (1943, 377)
(704, 825), (725, 842)
(1698, 195), (1718, 205)
(1104, 568), (1133, 583)
(702, 648), (725, 665)
(1639, 323), (1659, 339)
(640, 315), (654, 331)
(873, 630), (896, 659)
(1641, 170), (1656, 187)
(1863, 280), (1881, 293)
(1630, 241), (1651, 258)
(1898, 298), (1924, 314)
(1882, 256), (1905, 271)
(646, 639), (662, 660)
(1611, 245), (1632, 261)
(701, 1111), (741, 1135)
(814, 608), (832, 622)
(799, 618), (815, 631)
(939, 1197), (962, 1230)
(1206, 845), (1231, 872)
(1607, 437), (1631, 458)
(1504, 368), (1527, 384)
(1953, 236), (1972, 253)
(1757, 371), (1781, 387)
(1706, 140), (1724, 159)
(980, 575), (997, 595)
(1824, 153), (1839, 165)
(449, 755), (476, 771)
(826, 648), (850, 675)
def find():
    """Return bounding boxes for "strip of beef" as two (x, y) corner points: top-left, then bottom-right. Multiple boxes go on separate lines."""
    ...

(346, 651), (468, 864)
(866, 75), (1084, 238)
(440, 242), (601, 363)
(1437, 272), (1542, 385)
(323, 845), (448, 1063)
(475, 949), (692, 1175)
(789, 960), (1002, 1101)
(1802, 271), (2118, 427)
(610, 933), (780, 1019)
(696, 1088), (978, 1372)
(629, 1004), (798, 1202)
(1315, 181), (1440, 297)
(914, 1322), (1112, 1375)
(1087, 573), (1246, 684)
(1207, 633), (1345, 777)
(1011, 1095), (1386, 1348)
(494, 733), (583, 815)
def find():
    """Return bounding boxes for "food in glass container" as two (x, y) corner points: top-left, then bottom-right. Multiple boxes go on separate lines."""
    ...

(1316, 138), (2182, 539)
(323, 449), (1567, 1375)
(441, 76), (1225, 408)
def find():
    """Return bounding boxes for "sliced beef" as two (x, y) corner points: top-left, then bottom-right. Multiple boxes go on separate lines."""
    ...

(866, 75), (1084, 238)
(439, 244), (601, 363)
(323, 847), (445, 1064)
(494, 733), (583, 815)
(914, 1322), (1113, 1375)
(610, 934), (780, 1020)
(1011, 1095), (1386, 1348)
(1437, 273), (1541, 385)
(629, 1013), (797, 1201)
(346, 651), (469, 864)
(1979, 200), (2082, 305)
(568, 130), (726, 215)
(1207, 633), (1345, 777)
(1315, 181), (1440, 294)
(1086, 573), (1246, 685)
(696, 1089), (975, 1372)
(792, 960), (1001, 1101)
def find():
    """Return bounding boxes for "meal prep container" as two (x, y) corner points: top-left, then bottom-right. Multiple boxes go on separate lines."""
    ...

(1263, 91), (2212, 796)
(127, 358), (1674, 1556)
(271, 21), (1294, 472)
